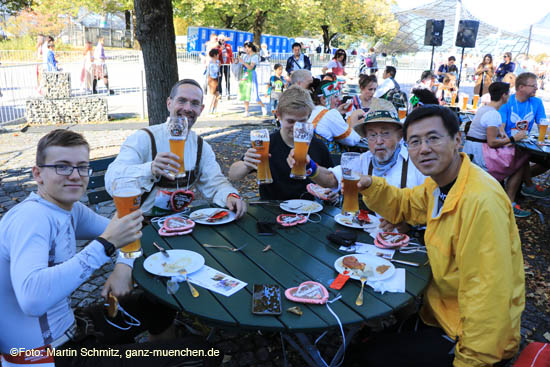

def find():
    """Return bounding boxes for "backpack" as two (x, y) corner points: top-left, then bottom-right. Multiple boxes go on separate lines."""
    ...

(365, 57), (373, 68)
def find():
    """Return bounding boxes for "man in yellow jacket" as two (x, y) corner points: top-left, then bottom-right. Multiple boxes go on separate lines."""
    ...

(357, 105), (525, 367)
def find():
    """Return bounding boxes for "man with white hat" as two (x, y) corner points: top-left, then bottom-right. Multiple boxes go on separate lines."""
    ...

(289, 98), (426, 232)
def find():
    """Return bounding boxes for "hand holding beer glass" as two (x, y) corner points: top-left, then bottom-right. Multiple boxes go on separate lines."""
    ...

(341, 152), (361, 215)
(168, 117), (188, 178)
(538, 118), (549, 144)
(250, 129), (273, 184)
(112, 177), (143, 258)
(290, 122), (314, 180)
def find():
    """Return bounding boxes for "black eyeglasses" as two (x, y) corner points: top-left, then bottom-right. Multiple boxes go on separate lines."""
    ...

(39, 164), (93, 177)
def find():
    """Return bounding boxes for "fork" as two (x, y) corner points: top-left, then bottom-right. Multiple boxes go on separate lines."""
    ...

(179, 269), (199, 298)
(201, 243), (248, 252)
(355, 276), (367, 306)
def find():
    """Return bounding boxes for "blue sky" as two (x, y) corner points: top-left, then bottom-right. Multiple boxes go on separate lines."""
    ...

(396, 0), (550, 32)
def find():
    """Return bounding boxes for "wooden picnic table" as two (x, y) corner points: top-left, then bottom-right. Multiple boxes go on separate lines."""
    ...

(132, 202), (430, 366)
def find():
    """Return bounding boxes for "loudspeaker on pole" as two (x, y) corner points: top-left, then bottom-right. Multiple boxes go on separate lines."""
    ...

(455, 20), (479, 48)
(424, 19), (445, 46)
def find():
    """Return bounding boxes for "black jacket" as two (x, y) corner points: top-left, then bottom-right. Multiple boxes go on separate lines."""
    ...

(285, 54), (312, 76)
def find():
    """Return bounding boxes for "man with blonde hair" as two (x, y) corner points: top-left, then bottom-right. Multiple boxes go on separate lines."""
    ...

(290, 69), (313, 89)
(229, 86), (333, 200)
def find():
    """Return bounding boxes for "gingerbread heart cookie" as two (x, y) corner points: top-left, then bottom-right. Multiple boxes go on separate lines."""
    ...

(285, 281), (329, 304)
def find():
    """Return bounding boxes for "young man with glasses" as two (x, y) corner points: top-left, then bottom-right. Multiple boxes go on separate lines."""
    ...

(499, 72), (549, 198)
(303, 98), (426, 233)
(0, 129), (222, 366)
(351, 105), (524, 367)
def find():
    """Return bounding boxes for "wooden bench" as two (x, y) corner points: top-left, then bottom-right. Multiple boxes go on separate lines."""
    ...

(87, 156), (116, 211)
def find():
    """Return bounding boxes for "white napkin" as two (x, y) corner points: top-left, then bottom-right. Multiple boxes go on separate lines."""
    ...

(367, 268), (406, 294)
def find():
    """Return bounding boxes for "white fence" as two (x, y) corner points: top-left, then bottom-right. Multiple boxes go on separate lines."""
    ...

(1, 50), (461, 125)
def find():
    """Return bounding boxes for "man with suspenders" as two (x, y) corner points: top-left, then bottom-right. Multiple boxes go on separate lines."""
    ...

(305, 99), (426, 233)
(105, 79), (246, 219)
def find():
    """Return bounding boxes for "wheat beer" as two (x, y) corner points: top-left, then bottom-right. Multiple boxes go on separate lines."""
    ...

(472, 95), (480, 109)
(169, 137), (186, 177)
(340, 152), (361, 215)
(342, 175), (360, 214)
(451, 91), (457, 106)
(462, 95), (468, 110)
(250, 129), (272, 184)
(538, 119), (549, 143)
(398, 107), (407, 120)
(290, 122), (314, 180)
(113, 187), (142, 258)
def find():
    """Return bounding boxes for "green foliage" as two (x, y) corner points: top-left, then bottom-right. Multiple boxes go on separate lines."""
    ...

(0, 0), (34, 15)
(0, 34), (79, 50)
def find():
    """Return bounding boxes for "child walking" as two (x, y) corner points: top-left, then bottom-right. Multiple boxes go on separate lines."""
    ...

(207, 48), (221, 115)
(266, 64), (286, 125)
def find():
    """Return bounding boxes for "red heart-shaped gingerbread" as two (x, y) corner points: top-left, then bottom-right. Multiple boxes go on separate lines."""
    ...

(162, 217), (195, 233)
(285, 281), (329, 304)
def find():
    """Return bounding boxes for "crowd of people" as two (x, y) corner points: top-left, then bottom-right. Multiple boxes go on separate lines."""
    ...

(2, 38), (549, 367)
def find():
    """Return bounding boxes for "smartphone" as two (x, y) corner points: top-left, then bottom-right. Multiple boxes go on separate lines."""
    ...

(257, 221), (275, 236)
(341, 96), (353, 104)
(252, 284), (282, 315)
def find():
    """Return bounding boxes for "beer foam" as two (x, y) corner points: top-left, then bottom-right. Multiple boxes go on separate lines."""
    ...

(169, 136), (186, 141)
(343, 174), (360, 180)
(114, 187), (141, 197)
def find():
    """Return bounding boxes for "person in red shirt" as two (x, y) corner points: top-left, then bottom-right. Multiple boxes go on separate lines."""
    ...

(217, 34), (234, 98)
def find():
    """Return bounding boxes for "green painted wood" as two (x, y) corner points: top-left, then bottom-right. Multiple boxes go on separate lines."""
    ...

(89, 156), (116, 172)
(189, 222), (329, 332)
(245, 205), (408, 314)
(88, 175), (105, 190)
(137, 225), (239, 328)
(87, 190), (112, 205)
(234, 206), (395, 323)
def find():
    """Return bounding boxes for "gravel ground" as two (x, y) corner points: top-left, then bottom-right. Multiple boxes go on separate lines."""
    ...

(0, 116), (549, 366)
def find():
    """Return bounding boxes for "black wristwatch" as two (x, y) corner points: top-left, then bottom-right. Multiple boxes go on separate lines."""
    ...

(509, 136), (515, 143)
(96, 237), (116, 256)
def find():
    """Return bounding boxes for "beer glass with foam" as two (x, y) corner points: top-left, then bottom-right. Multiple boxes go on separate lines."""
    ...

(462, 95), (468, 110)
(538, 118), (549, 144)
(168, 117), (188, 178)
(341, 152), (361, 215)
(472, 95), (480, 109)
(398, 107), (407, 120)
(290, 122), (314, 180)
(250, 129), (273, 184)
(112, 177), (142, 258)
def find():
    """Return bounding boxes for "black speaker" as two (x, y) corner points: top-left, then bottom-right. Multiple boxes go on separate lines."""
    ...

(424, 19), (444, 46)
(455, 20), (479, 48)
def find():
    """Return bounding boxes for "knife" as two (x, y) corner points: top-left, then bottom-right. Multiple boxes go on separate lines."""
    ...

(153, 241), (170, 258)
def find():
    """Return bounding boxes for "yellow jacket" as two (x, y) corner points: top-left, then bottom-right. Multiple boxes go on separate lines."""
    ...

(361, 153), (525, 367)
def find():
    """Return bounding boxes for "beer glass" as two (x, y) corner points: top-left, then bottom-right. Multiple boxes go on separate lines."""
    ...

(472, 95), (480, 109)
(462, 95), (468, 110)
(450, 91), (457, 106)
(341, 152), (361, 215)
(290, 122), (314, 179)
(250, 129), (272, 184)
(398, 107), (407, 120)
(538, 118), (549, 144)
(168, 117), (188, 178)
(112, 177), (142, 258)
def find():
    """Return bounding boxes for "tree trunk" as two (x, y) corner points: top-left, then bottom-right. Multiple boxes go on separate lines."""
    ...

(321, 25), (330, 53)
(134, 0), (179, 126)
(252, 10), (267, 46)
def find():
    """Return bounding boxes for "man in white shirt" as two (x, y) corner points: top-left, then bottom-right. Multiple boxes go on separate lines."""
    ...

(0, 129), (221, 366)
(305, 99), (426, 232)
(105, 79), (246, 218)
(374, 66), (399, 98)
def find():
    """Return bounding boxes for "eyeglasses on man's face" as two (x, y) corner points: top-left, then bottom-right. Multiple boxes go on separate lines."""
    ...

(404, 134), (449, 150)
(39, 164), (93, 177)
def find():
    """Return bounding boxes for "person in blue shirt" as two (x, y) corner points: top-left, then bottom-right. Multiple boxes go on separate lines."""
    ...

(499, 72), (549, 198)
(46, 41), (60, 72)
(495, 52), (516, 82)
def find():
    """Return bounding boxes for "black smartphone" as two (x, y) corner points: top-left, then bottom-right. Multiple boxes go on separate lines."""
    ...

(252, 284), (282, 315)
(341, 95), (353, 104)
(257, 221), (275, 236)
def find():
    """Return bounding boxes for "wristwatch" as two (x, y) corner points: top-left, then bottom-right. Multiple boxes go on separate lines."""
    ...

(96, 236), (116, 257)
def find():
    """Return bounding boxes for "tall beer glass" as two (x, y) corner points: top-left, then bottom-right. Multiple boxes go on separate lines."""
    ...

(472, 95), (480, 109)
(112, 177), (142, 258)
(168, 117), (188, 178)
(341, 152), (361, 215)
(538, 118), (549, 144)
(250, 129), (272, 184)
(461, 95), (468, 110)
(290, 122), (314, 180)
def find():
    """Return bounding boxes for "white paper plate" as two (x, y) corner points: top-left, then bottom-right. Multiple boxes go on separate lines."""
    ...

(334, 213), (380, 230)
(189, 208), (236, 225)
(280, 199), (323, 214)
(334, 254), (395, 281)
(144, 249), (205, 277)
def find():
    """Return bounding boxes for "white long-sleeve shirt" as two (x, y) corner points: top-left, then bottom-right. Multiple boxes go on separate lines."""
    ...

(0, 193), (111, 352)
(308, 106), (361, 146)
(374, 78), (396, 98)
(105, 123), (239, 215)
